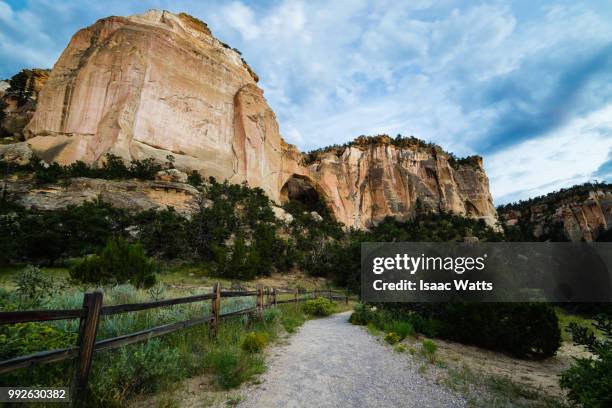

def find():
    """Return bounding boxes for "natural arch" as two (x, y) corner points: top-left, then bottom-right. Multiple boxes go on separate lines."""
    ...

(280, 174), (327, 213)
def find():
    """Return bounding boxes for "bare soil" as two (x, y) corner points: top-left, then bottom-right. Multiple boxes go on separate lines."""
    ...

(430, 337), (590, 399)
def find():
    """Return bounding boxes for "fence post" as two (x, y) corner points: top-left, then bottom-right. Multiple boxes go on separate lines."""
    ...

(256, 284), (264, 318)
(71, 290), (103, 406)
(272, 288), (277, 307)
(210, 283), (221, 338)
(345, 289), (349, 305)
(313, 288), (317, 298)
(294, 288), (298, 306)
(328, 288), (332, 300)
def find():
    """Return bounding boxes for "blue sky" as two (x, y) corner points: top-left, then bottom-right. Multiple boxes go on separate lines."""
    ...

(1, 0), (611, 204)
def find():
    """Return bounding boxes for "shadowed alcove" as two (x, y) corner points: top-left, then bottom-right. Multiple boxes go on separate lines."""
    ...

(280, 174), (326, 212)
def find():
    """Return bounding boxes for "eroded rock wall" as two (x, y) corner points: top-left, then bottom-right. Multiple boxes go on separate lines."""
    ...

(3, 177), (200, 216)
(500, 189), (612, 241)
(16, 10), (498, 229)
(24, 11), (264, 180)
(292, 141), (496, 228)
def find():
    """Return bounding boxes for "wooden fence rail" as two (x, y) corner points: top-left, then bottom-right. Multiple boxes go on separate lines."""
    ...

(0, 285), (353, 406)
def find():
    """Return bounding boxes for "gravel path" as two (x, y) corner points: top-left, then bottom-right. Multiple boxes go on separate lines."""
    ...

(238, 311), (465, 408)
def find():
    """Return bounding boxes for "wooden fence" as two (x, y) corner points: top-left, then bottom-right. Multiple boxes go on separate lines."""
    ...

(0, 285), (350, 405)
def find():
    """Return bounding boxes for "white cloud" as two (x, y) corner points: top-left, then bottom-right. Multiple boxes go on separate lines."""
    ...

(487, 104), (612, 204)
(218, 2), (259, 40)
(1, 0), (611, 202)
(0, 1), (13, 21)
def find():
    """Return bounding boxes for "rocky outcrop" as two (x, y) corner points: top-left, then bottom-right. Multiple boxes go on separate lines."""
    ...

(231, 83), (283, 198)
(288, 138), (496, 228)
(271, 206), (293, 224)
(2, 177), (200, 216)
(0, 69), (50, 139)
(499, 187), (612, 241)
(0, 142), (33, 165)
(18, 10), (498, 229)
(155, 168), (188, 183)
(24, 10), (270, 188)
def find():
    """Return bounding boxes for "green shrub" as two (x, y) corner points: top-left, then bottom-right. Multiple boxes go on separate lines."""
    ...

(394, 344), (406, 353)
(421, 339), (438, 363)
(32, 160), (64, 184)
(28, 154), (164, 185)
(88, 339), (182, 406)
(303, 297), (336, 316)
(204, 348), (265, 389)
(560, 314), (612, 407)
(349, 303), (372, 325)
(0, 322), (76, 359)
(241, 332), (268, 353)
(263, 308), (281, 324)
(366, 322), (380, 336)
(99, 153), (130, 179)
(351, 303), (434, 337)
(384, 321), (414, 340)
(135, 208), (189, 260)
(353, 302), (559, 359)
(2, 199), (131, 266)
(187, 170), (203, 187)
(281, 316), (302, 334)
(408, 313), (439, 338)
(384, 332), (400, 344)
(70, 237), (156, 288)
(435, 303), (561, 359)
(128, 158), (162, 180)
(12, 265), (54, 308)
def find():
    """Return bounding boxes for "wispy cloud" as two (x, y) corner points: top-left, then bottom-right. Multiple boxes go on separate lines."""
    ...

(1, 0), (611, 204)
(486, 105), (612, 204)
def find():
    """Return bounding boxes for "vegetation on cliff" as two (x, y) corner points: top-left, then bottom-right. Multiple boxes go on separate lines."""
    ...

(0, 69), (50, 139)
(2, 153), (164, 183)
(497, 181), (612, 242)
(5, 69), (49, 107)
(300, 134), (482, 170)
(498, 181), (611, 212)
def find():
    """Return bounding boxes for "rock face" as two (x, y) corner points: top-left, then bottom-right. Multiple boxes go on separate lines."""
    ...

(3, 177), (200, 217)
(25, 10), (273, 193)
(0, 142), (33, 165)
(289, 139), (497, 228)
(0, 69), (50, 139)
(20, 10), (498, 229)
(499, 187), (612, 241)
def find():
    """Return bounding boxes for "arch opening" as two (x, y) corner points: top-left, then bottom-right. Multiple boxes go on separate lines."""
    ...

(280, 174), (325, 213)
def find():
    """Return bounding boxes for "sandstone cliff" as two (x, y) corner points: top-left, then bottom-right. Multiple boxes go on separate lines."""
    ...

(25, 11), (261, 174)
(284, 136), (496, 228)
(498, 184), (612, 241)
(8, 10), (497, 229)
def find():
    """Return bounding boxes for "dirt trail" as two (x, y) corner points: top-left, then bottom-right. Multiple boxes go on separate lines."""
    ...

(238, 311), (465, 408)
